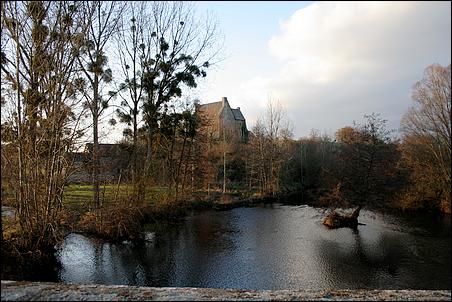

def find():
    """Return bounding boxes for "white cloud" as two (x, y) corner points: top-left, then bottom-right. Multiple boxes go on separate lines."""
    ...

(242, 1), (451, 137)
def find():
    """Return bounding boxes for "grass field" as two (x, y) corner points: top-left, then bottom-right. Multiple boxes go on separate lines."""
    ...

(2, 183), (177, 212)
(63, 184), (172, 211)
(1, 184), (174, 241)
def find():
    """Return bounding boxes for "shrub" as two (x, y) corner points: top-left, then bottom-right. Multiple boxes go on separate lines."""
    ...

(78, 201), (146, 241)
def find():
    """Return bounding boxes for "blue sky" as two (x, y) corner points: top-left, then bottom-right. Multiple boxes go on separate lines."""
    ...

(101, 1), (450, 143)
(198, 1), (312, 52)
(190, 1), (451, 139)
(194, 1), (313, 104)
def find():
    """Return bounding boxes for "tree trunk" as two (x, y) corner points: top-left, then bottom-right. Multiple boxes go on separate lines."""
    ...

(181, 138), (193, 193)
(15, 27), (24, 221)
(92, 76), (100, 209)
(144, 126), (154, 192)
(132, 108), (138, 196)
(168, 130), (176, 191)
(132, 33), (138, 193)
(175, 134), (187, 200)
(223, 149), (226, 194)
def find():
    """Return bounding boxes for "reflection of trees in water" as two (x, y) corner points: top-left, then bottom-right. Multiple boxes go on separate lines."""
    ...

(314, 206), (452, 290)
(110, 231), (180, 286)
(58, 208), (450, 289)
(384, 211), (451, 238)
(168, 210), (239, 287)
(88, 212), (239, 287)
(314, 229), (413, 289)
(78, 231), (180, 286)
(60, 213), (239, 287)
(186, 210), (237, 252)
(2, 252), (61, 282)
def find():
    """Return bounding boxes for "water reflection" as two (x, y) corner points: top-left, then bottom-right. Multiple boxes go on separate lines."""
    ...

(314, 229), (409, 288)
(57, 205), (451, 290)
(314, 212), (451, 289)
(58, 234), (177, 285)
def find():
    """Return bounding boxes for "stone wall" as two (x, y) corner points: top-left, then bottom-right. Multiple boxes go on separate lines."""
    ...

(219, 99), (238, 139)
(197, 97), (248, 143)
(1, 281), (450, 301)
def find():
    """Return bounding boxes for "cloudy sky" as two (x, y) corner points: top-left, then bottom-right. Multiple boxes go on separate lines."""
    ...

(193, 1), (451, 139)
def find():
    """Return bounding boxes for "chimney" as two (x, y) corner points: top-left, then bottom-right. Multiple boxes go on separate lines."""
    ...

(237, 107), (240, 110)
(221, 97), (228, 106)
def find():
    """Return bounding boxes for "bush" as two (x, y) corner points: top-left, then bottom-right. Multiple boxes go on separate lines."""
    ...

(78, 201), (146, 241)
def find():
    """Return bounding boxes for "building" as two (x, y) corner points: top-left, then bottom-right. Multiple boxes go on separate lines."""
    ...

(67, 143), (131, 183)
(196, 97), (249, 143)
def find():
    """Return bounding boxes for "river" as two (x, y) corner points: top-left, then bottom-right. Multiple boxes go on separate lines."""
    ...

(54, 204), (450, 290)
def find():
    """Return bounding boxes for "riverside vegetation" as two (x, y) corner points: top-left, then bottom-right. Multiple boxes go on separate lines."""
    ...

(1, 1), (451, 281)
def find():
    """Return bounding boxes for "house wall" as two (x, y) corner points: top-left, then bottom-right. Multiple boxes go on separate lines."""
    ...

(196, 97), (248, 143)
(206, 114), (220, 140)
(235, 120), (248, 143)
(67, 145), (130, 183)
(219, 100), (238, 140)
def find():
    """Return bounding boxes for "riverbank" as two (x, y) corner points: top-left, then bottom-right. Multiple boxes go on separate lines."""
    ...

(2, 189), (449, 283)
(3, 204), (450, 290)
(3, 188), (448, 244)
(209, 190), (452, 219)
(0, 191), (275, 281)
(2, 281), (450, 301)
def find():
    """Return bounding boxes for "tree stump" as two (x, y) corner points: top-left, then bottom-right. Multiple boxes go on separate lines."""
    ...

(323, 206), (361, 229)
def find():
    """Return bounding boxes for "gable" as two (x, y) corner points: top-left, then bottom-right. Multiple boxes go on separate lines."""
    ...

(196, 97), (248, 143)
(197, 101), (222, 119)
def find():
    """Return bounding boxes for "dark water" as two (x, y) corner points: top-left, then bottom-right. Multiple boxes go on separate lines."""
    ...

(56, 204), (451, 290)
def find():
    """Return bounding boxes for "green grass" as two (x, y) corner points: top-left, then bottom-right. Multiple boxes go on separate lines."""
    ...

(63, 184), (173, 210)
(1, 184), (179, 242)
(2, 183), (185, 213)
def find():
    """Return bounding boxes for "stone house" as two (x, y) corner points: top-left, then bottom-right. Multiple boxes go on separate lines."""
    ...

(196, 97), (249, 143)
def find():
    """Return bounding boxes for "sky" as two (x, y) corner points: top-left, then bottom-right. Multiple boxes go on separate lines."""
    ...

(191, 1), (451, 139)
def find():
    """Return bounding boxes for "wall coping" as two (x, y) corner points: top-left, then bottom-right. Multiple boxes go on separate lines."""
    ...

(1, 281), (451, 301)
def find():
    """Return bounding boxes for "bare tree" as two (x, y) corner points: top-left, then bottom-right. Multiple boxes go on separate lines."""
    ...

(75, 1), (124, 208)
(334, 114), (395, 206)
(401, 63), (451, 211)
(249, 118), (268, 193)
(114, 2), (151, 192)
(1, 0), (88, 251)
(192, 102), (218, 194)
(249, 97), (293, 195)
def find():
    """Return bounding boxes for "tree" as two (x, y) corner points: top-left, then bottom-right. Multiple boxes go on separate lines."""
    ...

(320, 114), (403, 227)
(192, 101), (219, 194)
(298, 130), (336, 199)
(114, 2), (151, 191)
(1, 0), (88, 251)
(75, 1), (123, 208)
(248, 97), (293, 195)
(139, 1), (220, 187)
(400, 63), (451, 212)
(153, 103), (197, 197)
(333, 113), (399, 207)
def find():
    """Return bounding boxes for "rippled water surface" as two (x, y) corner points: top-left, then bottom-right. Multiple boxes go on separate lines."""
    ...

(57, 204), (451, 289)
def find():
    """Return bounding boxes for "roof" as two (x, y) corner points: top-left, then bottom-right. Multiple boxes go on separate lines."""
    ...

(231, 108), (245, 121)
(199, 101), (222, 110)
(197, 98), (246, 122)
(197, 101), (223, 117)
(69, 152), (86, 162)
(84, 143), (124, 156)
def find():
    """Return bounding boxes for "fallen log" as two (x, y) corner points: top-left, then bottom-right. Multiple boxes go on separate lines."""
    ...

(323, 206), (361, 229)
